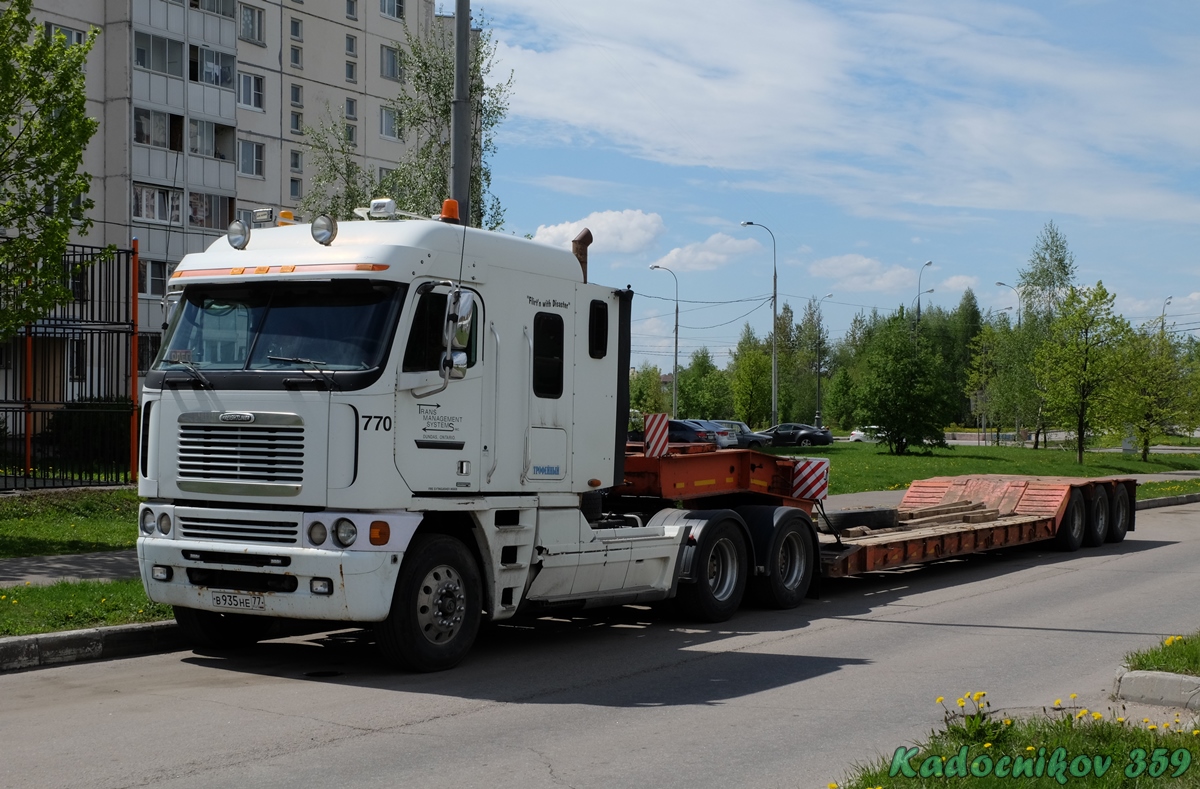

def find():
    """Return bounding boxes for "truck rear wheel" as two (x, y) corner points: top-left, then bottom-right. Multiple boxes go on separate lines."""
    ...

(377, 534), (482, 672)
(677, 518), (746, 622)
(1055, 489), (1085, 552)
(1083, 485), (1109, 547)
(1107, 484), (1131, 543)
(751, 519), (814, 609)
(173, 606), (273, 649)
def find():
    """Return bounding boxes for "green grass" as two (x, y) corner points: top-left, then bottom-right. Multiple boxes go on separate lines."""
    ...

(1137, 479), (1200, 501)
(837, 695), (1200, 788)
(0, 578), (172, 637)
(0, 487), (138, 559)
(1126, 634), (1200, 676)
(769, 442), (1200, 495)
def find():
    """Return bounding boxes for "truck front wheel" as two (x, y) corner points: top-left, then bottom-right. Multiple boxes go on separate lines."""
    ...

(677, 519), (747, 622)
(377, 534), (482, 672)
(173, 606), (274, 649)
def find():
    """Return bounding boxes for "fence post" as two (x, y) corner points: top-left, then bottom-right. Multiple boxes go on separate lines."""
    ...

(130, 238), (140, 482)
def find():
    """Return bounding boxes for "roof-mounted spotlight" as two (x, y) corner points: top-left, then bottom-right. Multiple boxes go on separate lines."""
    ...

(251, 207), (275, 225)
(227, 219), (250, 250)
(311, 214), (338, 246)
(369, 197), (396, 219)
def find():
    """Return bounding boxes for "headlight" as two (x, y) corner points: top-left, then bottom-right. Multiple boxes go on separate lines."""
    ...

(140, 509), (156, 535)
(157, 512), (172, 535)
(308, 521), (328, 546)
(333, 518), (357, 547)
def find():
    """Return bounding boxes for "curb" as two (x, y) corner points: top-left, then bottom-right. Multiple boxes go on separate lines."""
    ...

(0, 621), (181, 673)
(1114, 666), (1200, 711)
(1136, 492), (1200, 510)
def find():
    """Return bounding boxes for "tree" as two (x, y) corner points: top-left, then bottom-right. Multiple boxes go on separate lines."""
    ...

(1035, 282), (1130, 463)
(855, 315), (956, 454)
(1019, 220), (1076, 319)
(0, 1), (102, 340)
(629, 362), (668, 416)
(1118, 321), (1197, 462)
(299, 16), (511, 228)
(677, 347), (732, 419)
(729, 324), (771, 428)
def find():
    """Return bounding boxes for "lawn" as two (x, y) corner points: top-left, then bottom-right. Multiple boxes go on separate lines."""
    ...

(1126, 633), (1200, 677)
(0, 578), (172, 637)
(0, 487), (138, 559)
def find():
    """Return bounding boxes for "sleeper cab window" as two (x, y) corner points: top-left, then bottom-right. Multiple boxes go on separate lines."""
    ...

(588, 299), (607, 359)
(402, 290), (477, 372)
(532, 311), (563, 399)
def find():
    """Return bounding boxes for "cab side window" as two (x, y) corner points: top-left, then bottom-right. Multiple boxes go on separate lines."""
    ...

(402, 291), (477, 372)
(532, 311), (563, 398)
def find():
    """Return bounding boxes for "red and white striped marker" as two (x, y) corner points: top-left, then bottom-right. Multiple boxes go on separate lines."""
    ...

(643, 413), (669, 458)
(791, 457), (830, 501)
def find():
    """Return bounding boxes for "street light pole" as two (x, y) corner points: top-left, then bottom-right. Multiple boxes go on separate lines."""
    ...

(996, 281), (1021, 327)
(650, 264), (678, 418)
(814, 292), (832, 428)
(917, 260), (932, 322)
(741, 220), (777, 426)
(910, 289), (934, 317)
(1162, 295), (1173, 333)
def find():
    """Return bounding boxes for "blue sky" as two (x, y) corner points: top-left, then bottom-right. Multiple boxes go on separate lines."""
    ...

(474, 0), (1200, 368)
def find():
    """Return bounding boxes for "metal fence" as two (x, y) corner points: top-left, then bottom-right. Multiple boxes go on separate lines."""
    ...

(1, 243), (137, 490)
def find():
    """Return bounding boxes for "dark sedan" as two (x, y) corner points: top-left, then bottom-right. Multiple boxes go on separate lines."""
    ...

(668, 419), (718, 444)
(764, 423), (833, 447)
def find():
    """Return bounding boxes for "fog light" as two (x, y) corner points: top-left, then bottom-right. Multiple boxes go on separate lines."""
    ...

(369, 520), (390, 545)
(140, 509), (156, 535)
(310, 577), (332, 595)
(157, 512), (172, 535)
(308, 521), (328, 546)
(151, 565), (172, 581)
(333, 518), (357, 547)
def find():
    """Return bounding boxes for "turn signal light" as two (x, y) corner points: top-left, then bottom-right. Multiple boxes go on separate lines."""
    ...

(369, 521), (390, 546)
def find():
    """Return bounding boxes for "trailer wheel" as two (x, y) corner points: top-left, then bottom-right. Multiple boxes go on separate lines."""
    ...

(377, 534), (482, 672)
(751, 519), (814, 609)
(1107, 485), (1131, 543)
(677, 519), (747, 622)
(1083, 485), (1109, 547)
(173, 606), (274, 649)
(1055, 489), (1085, 552)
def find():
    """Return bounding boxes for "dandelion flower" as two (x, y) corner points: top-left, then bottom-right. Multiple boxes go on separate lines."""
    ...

(1092, 712), (1103, 721)
(957, 698), (966, 708)
(0, 595), (5, 600)
(1069, 693), (1077, 700)
(1193, 730), (1199, 736)
(1149, 725), (1158, 731)
(1144, 718), (1152, 724)
(25, 581), (30, 586)
(984, 743), (992, 748)
(1117, 718), (1125, 723)
(936, 696), (944, 704)
(973, 691), (985, 702)
(1026, 747), (1035, 752)
(828, 784), (837, 789)
(1003, 719), (1012, 726)
(1076, 710), (1087, 719)
(1054, 699), (1062, 707)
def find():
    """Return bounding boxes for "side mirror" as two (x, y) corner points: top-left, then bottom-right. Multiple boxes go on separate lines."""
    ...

(443, 350), (468, 379)
(449, 291), (475, 349)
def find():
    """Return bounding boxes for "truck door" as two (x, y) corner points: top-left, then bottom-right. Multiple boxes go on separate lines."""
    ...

(521, 292), (575, 490)
(394, 284), (483, 493)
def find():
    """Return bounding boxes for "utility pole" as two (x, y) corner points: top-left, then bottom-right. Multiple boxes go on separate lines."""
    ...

(449, 0), (471, 224)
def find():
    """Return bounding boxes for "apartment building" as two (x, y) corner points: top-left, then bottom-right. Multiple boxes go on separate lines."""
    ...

(30, 0), (435, 366)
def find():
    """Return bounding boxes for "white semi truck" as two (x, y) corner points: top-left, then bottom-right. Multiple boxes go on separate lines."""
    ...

(136, 201), (821, 671)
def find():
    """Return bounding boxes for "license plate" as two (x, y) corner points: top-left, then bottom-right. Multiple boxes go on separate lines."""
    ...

(211, 591), (265, 611)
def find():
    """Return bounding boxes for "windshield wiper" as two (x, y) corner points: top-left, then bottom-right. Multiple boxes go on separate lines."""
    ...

(268, 356), (338, 390)
(165, 359), (212, 388)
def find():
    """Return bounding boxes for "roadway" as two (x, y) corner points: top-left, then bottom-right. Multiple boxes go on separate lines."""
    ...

(2, 504), (1198, 789)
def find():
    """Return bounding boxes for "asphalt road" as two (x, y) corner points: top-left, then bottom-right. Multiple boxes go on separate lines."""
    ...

(3, 505), (1199, 789)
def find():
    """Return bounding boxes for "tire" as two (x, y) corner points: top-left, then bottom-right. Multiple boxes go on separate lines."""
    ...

(173, 606), (274, 649)
(751, 519), (814, 609)
(377, 534), (482, 672)
(799, 438), (813, 447)
(1055, 488), (1085, 552)
(1107, 484), (1131, 543)
(676, 518), (747, 622)
(1083, 485), (1109, 547)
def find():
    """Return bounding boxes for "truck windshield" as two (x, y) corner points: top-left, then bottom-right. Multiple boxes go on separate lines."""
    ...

(155, 280), (405, 372)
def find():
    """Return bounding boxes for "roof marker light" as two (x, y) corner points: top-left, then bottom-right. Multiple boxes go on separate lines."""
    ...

(227, 220), (250, 250)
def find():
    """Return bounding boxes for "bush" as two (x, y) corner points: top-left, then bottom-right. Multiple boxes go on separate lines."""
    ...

(40, 396), (134, 467)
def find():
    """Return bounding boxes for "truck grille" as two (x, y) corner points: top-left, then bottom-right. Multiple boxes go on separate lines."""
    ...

(177, 424), (305, 483)
(178, 515), (300, 545)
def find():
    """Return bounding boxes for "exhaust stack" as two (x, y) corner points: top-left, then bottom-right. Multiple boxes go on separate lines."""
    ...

(572, 228), (593, 283)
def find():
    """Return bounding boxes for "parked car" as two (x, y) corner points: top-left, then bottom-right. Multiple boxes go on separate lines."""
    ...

(849, 426), (881, 443)
(764, 423), (833, 447)
(667, 419), (717, 444)
(712, 419), (773, 448)
(685, 419), (736, 448)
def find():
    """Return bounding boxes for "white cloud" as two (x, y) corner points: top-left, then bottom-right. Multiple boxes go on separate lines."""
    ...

(651, 233), (760, 272)
(808, 254), (915, 292)
(531, 209), (665, 254)
(940, 275), (979, 292)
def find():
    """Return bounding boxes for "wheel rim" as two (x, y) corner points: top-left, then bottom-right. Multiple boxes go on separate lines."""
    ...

(1095, 501), (1107, 534)
(416, 564), (466, 645)
(777, 531), (806, 590)
(800, 439), (812, 446)
(706, 537), (739, 602)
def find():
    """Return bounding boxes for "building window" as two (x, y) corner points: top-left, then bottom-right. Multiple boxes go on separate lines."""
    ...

(290, 111), (303, 134)
(380, 0), (402, 20)
(138, 333), (163, 374)
(345, 61), (357, 82)
(344, 124), (357, 146)
(381, 44), (400, 80)
(237, 140), (264, 177)
(69, 339), (87, 382)
(46, 23), (86, 47)
(289, 150), (302, 172)
(345, 35), (357, 56)
(237, 72), (264, 109)
(379, 166), (393, 181)
(290, 45), (302, 68)
(188, 120), (232, 159)
(191, 0), (235, 17)
(239, 4), (264, 43)
(133, 107), (184, 151)
(132, 183), (182, 224)
(138, 260), (172, 296)
(290, 178), (302, 200)
(346, 0), (357, 19)
(133, 32), (184, 78)
(380, 106), (399, 139)
(290, 83), (303, 106)
(188, 192), (234, 229)
(289, 17), (302, 40)
(189, 46), (235, 89)
(344, 98), (357, 120)
(70, 268), (89, 301)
